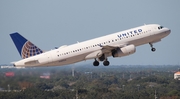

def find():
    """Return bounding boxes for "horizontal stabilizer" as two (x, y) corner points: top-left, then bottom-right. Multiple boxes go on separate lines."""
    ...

(24, 60), (39, 65)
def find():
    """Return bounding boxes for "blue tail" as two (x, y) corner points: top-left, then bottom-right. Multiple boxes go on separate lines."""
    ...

(10, 32), (43, 59)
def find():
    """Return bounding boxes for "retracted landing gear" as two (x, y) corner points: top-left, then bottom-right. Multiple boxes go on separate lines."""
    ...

(93, 59), (99, 66)
(149, 43), (156, 52)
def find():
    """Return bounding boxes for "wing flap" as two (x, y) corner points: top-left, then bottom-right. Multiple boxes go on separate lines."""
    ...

(101, 44), (125, 49)
(85, 50), (102, 60)
(101, 44), (126, 53)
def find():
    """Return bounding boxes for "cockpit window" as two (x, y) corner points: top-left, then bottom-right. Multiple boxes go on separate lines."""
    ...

(158, 26), (164, 29)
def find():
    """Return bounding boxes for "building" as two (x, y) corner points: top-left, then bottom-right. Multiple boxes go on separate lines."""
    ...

(5, 72), (15, 77)
(1, 66), (15, 69)
(1, 65), (25, 69)
(174, 71), (180, 80)
(40, 72), (50, 79)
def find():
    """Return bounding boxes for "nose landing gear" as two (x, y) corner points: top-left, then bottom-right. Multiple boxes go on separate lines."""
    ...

(149, 43), (156, 52)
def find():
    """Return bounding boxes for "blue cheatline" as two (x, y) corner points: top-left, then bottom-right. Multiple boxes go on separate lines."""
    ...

(10, 32), (43, 59)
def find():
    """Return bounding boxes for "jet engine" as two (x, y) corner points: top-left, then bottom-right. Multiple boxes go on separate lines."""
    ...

(112, 44), (136, 57)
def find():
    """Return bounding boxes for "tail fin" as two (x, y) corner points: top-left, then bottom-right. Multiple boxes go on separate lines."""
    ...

(10, 32), (43, 59)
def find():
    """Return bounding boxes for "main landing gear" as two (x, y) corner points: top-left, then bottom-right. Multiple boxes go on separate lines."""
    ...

(93, 59), (99, 66)
(103, 59), (110, 66)
(149, 43), (156, 52)
(93, 58), (110, 66)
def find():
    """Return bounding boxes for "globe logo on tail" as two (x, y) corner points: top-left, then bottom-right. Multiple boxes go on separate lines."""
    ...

(21, 41), (43, 59)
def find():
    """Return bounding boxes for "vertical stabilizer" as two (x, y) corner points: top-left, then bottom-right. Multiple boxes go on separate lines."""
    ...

(10, 32), (43, 59)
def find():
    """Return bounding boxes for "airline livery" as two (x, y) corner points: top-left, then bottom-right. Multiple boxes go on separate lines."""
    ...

(10, 24), (170, 67)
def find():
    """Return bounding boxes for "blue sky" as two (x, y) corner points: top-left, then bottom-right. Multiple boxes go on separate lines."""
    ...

(0, 0), (179, 65)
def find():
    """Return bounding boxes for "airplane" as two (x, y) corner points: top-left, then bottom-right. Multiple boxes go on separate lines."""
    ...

(10, 24), (171, 67)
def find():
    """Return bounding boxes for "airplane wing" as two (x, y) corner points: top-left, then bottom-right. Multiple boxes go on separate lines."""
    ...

(85, 44), (126, 60)
(101, 43), (126, 49)
(85, 50), (103, 59)
(101, 44), (126, 53)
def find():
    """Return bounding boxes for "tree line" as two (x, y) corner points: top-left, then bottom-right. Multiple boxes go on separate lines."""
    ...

(0, 65), (180, 99)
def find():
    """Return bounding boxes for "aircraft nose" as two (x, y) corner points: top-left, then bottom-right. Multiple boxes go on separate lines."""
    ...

(166, 29), (171, 35)
(164, 28), (171, 36)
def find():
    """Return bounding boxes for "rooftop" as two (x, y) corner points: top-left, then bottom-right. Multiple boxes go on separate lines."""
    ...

(174, 72), (180, 75)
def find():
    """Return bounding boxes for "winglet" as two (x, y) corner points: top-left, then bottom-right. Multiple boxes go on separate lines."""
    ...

(10, 32), (43, 59)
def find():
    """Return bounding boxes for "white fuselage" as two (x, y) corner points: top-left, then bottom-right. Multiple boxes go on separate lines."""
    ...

(13, 24), (170, 67)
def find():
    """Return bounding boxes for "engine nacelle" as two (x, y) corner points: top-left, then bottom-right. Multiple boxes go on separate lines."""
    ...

(112, 44), (136, 57)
